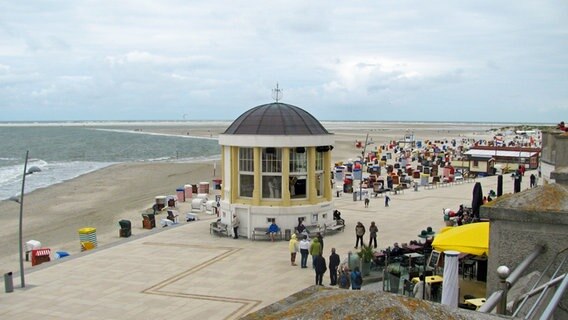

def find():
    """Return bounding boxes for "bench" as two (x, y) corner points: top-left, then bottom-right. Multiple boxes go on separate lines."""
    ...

(252, 227), (282, 241)
(424, 183), (437, 190)
(210, 222), (229, 237)
(390, 185), (405, 195)
(323, 222), (345, 235)
(372, 188), (391, 197)
(294, 225), (321, 236)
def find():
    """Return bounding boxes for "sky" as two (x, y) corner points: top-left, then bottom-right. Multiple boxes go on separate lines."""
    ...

(0, 1), (566, 123)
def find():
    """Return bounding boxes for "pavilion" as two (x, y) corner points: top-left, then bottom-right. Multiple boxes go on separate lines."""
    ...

(217, 102), (335, 238)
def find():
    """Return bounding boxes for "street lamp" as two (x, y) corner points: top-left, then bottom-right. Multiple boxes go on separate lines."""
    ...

(359, 133), (372, 200)
(9, 150), (32, 289)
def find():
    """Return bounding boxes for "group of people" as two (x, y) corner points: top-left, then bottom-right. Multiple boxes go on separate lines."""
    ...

(363, 192), (391, 207)
(288, 232), (363, 289)
(355, 221), (379, 249)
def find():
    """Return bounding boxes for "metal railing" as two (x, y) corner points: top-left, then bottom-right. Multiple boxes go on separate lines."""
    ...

(479, 245), (568, 320)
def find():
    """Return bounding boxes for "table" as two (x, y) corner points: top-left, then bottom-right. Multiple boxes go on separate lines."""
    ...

(404, 252), (424, 267)
(465, 298), (486, 310)
(406, 244), (423, 252)
(412, 275), (443, 285)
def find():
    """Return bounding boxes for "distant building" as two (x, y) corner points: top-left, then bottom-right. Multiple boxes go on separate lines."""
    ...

(466, 146), (541, 170)
(540, 130), (568, 184)
(218, 102), (335, 238)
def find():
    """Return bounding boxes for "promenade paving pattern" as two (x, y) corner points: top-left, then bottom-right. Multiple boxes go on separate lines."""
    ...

(0, 173), (530, 319)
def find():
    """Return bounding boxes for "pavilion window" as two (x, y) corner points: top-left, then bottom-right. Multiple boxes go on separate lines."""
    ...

(289, 148), (307, 199)
(315, 150), (324, 197)
(262, 148), (282, 199)
(239, 147), (254, 198)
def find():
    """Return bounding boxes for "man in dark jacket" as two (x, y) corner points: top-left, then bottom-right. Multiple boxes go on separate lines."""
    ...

(329, 248), (340, 286)
(314, 254), (327, 286)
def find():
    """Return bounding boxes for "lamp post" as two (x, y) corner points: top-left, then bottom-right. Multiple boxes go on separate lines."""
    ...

(359, 133), (370, 200)
(10, 151), (30, 289)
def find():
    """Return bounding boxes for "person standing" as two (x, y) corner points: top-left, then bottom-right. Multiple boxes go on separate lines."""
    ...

(355, 222), (366, 249)
(309, 237), (322, 269)
(385, 195), (391, 207)
(530, 173), (536, 188)
(368, 221), (378, 249)
(351, 266), (363, 290)
(329, 248), (340, 286)
(317, 232), (324, 252)
(314, 254), (327, 286)
(413, 274), (431, 300)
(231, 214), (239, 239)
(338, 267), (351, 289)
(299, 235), (310, 268)
(289, 233), (299, 266)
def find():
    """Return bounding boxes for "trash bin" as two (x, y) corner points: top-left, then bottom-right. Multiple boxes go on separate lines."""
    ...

(119, 219), (132, 237)
(4, 272), (13, 293)
(285, 229), (291, 241)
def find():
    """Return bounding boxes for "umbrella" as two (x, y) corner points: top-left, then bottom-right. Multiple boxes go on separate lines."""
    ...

(472, 182), (483, 219)
(432, 222), (489, 256)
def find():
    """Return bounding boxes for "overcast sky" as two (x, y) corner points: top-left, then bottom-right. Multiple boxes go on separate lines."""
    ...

(0, 1), (566, 123)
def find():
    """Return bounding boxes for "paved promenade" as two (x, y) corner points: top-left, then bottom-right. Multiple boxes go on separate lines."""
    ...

(0, 173), (528, 319)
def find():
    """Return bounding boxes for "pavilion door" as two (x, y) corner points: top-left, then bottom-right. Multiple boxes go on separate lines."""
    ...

(236, 207), (249, 238)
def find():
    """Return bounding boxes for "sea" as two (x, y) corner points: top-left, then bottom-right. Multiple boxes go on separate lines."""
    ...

(0, 122), (221, 201)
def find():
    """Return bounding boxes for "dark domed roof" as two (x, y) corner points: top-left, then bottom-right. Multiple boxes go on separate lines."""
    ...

(224, 102), (329, 135)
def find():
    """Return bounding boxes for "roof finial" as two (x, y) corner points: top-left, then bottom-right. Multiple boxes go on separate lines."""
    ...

(272, 82), (283, 102)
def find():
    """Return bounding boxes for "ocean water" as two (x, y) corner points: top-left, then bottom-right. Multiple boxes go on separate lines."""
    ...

(0, 125), (220, 200)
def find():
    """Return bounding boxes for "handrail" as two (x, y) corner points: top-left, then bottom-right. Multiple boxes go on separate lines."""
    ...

(478, 290), (503, 313)
(539, 274), (568, 320)
(480, 245), (545, 315)
(517, 274), (566, 301)
(523, 253), (568, 319)
(507, 245), (546, 287)
(512, 248), (566, 317)
(513, 248), (568, 318)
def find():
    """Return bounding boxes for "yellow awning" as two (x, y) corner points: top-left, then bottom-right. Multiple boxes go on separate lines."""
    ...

(432, 222), (489, 256)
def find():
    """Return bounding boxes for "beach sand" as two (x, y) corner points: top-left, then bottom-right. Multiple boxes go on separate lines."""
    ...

(0, 122), (500, 274)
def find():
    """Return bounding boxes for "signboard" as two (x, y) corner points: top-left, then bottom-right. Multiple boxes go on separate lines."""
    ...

(428, 250), (441, 269)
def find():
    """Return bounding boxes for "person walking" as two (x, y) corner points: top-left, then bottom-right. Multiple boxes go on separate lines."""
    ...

(309, 237), (322, 269)
(364, 192), (370, 208)
(368, 221), (378, 249)
(231, 214), (240, 239)
(385, 195), (391, 207)
(289, 233), (299, 266)
(355, 222), (365, 249)
(530, 173), (536, 188)
(299, 235), (310, 268)
(314, 254), (327, 286)
(329, 248), (340, 286)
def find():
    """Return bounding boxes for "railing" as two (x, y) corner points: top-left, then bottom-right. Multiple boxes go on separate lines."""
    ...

(479, 245), (545, 313)
(479, 245), (568, 320)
